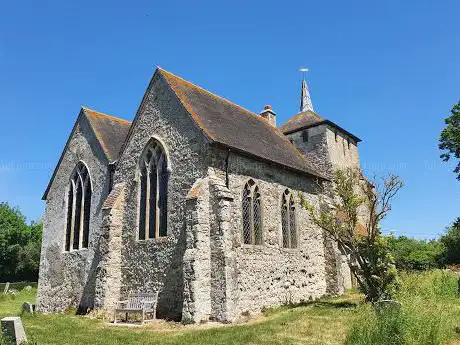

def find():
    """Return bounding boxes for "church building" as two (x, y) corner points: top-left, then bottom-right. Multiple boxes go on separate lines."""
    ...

(37, 68), (361, 323)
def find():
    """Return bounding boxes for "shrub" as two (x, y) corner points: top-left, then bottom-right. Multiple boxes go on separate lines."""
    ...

(439, 218), (460, 265)
(0, 202), (42, 282)
(386, 235), (444, 271)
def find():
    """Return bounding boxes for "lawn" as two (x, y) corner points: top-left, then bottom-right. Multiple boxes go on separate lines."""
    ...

(0, 289), (358, 345)
(1, 271), (460, 345)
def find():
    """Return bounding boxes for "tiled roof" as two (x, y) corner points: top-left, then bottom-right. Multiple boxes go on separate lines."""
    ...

(42, 108), (130, 200)
(280, 110), (361, 142)
(280, 110), (324, 134)
(158, 68), (328, 179)
(83, 107), (131, 161)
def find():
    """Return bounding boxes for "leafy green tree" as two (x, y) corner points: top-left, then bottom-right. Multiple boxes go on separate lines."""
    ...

(0, 202), (42, 282)
(439, 102), (460, 180)
(439, 218), (460, 265)
(300, 168), (403, 302)
(386, 235), (444, 270)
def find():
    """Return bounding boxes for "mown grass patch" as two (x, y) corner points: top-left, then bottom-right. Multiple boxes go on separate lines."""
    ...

(0, 288), (358, 345)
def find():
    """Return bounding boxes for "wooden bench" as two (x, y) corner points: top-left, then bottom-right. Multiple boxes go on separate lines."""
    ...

(113, 292), (159, 324)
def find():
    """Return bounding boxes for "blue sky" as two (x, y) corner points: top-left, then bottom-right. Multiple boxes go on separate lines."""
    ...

(0, 0), (459, 238)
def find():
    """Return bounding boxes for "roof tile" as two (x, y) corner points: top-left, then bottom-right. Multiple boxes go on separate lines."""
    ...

(280, 110), (324, 134)
(158, 68), (327, 179)
(83, 108), (131, 161)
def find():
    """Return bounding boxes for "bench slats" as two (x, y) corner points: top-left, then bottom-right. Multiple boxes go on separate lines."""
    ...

(113, 292), (159, 324)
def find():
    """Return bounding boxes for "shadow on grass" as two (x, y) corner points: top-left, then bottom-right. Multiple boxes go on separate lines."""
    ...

(262, 298), (359, 317)
(285, 300), (358, 310)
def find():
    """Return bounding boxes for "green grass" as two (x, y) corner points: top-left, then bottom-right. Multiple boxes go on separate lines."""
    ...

(0, 288), (36, 316)
(1, 272), (460, 345)
(0, 289), (358, 345)
(345, 270), (460, 345)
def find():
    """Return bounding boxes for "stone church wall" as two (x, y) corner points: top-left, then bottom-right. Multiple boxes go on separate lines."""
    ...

(110, 74), (209, 321)
(325, 126), (360, 169)
(37, 73), (356, 321)
(206, 148), (342, 321)
(286, 125), (332, 174)
(37, 116), (110, 312)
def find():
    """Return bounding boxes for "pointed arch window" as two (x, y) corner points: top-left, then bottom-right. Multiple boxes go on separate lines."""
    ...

(281, 189), (297, 248)
(65, 162), (91, 251)
(242, 179), (262, 245)
(138, 140), (169, 240)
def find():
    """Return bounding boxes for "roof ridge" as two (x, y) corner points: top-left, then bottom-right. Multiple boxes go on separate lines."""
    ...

(82, 106), (131, 125)
(158, 68), (318, 173)
(158, 68), (258, 118)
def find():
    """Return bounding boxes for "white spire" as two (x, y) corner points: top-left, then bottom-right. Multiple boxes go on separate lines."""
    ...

(299, 68), (314, 112)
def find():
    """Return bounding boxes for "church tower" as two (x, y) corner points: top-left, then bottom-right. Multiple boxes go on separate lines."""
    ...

(281, 74), (361, 174)
(281, 73), (363, 293)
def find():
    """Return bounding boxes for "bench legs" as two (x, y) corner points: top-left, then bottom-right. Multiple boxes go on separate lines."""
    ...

(113, 311), (130, 324)
(113, 308), (156, 324)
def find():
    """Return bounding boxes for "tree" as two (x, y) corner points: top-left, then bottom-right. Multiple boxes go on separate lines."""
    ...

(439, 102), (460, 180)
(0, 202), (42, 282)
(439, 218), (460, 265)
(300, 169), (403, 302)
(386, 235), (444, 270)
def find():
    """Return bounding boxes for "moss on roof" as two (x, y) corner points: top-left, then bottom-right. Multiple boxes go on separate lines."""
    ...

(158, 68), (327, 179)
(83, 107), (131, 161)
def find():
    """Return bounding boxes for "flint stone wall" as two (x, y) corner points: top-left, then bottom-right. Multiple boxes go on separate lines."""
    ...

(37, 74), (354, 322)
(110, 73), (208, 321)
(205, 147), (345, 320)
(37, 116), (110, 312)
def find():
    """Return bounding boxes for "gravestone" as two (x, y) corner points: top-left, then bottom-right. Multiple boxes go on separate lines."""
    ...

(22, 302), (34, 314)
(1, 316), (27, 344)
(3, 282), (9, 294)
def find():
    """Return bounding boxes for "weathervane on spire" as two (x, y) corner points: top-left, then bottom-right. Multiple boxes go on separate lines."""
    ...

(300, 67), (309, 78)
(299, 67), (314, 113)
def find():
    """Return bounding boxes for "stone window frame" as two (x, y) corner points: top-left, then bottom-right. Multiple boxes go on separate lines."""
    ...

(241, 179), (264, 246)
(64, 161), (92, 252)
(281, 189), (297, 249)
(136, 137), (171, 242)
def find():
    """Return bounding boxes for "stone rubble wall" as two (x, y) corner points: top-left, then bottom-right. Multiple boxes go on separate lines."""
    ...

(93, 183), (125, 311)
(286, 125), (333, 176)
(182, 178), (212, 323)
(208, 175), (236, 322)
(205, 148), (343, 320)
(109, 73), (208, 321)
(37, 116), (110, 312)
(324, 126), (360, 169)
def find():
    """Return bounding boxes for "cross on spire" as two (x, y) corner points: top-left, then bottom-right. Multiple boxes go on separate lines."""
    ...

(299, 68), (314, 113)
